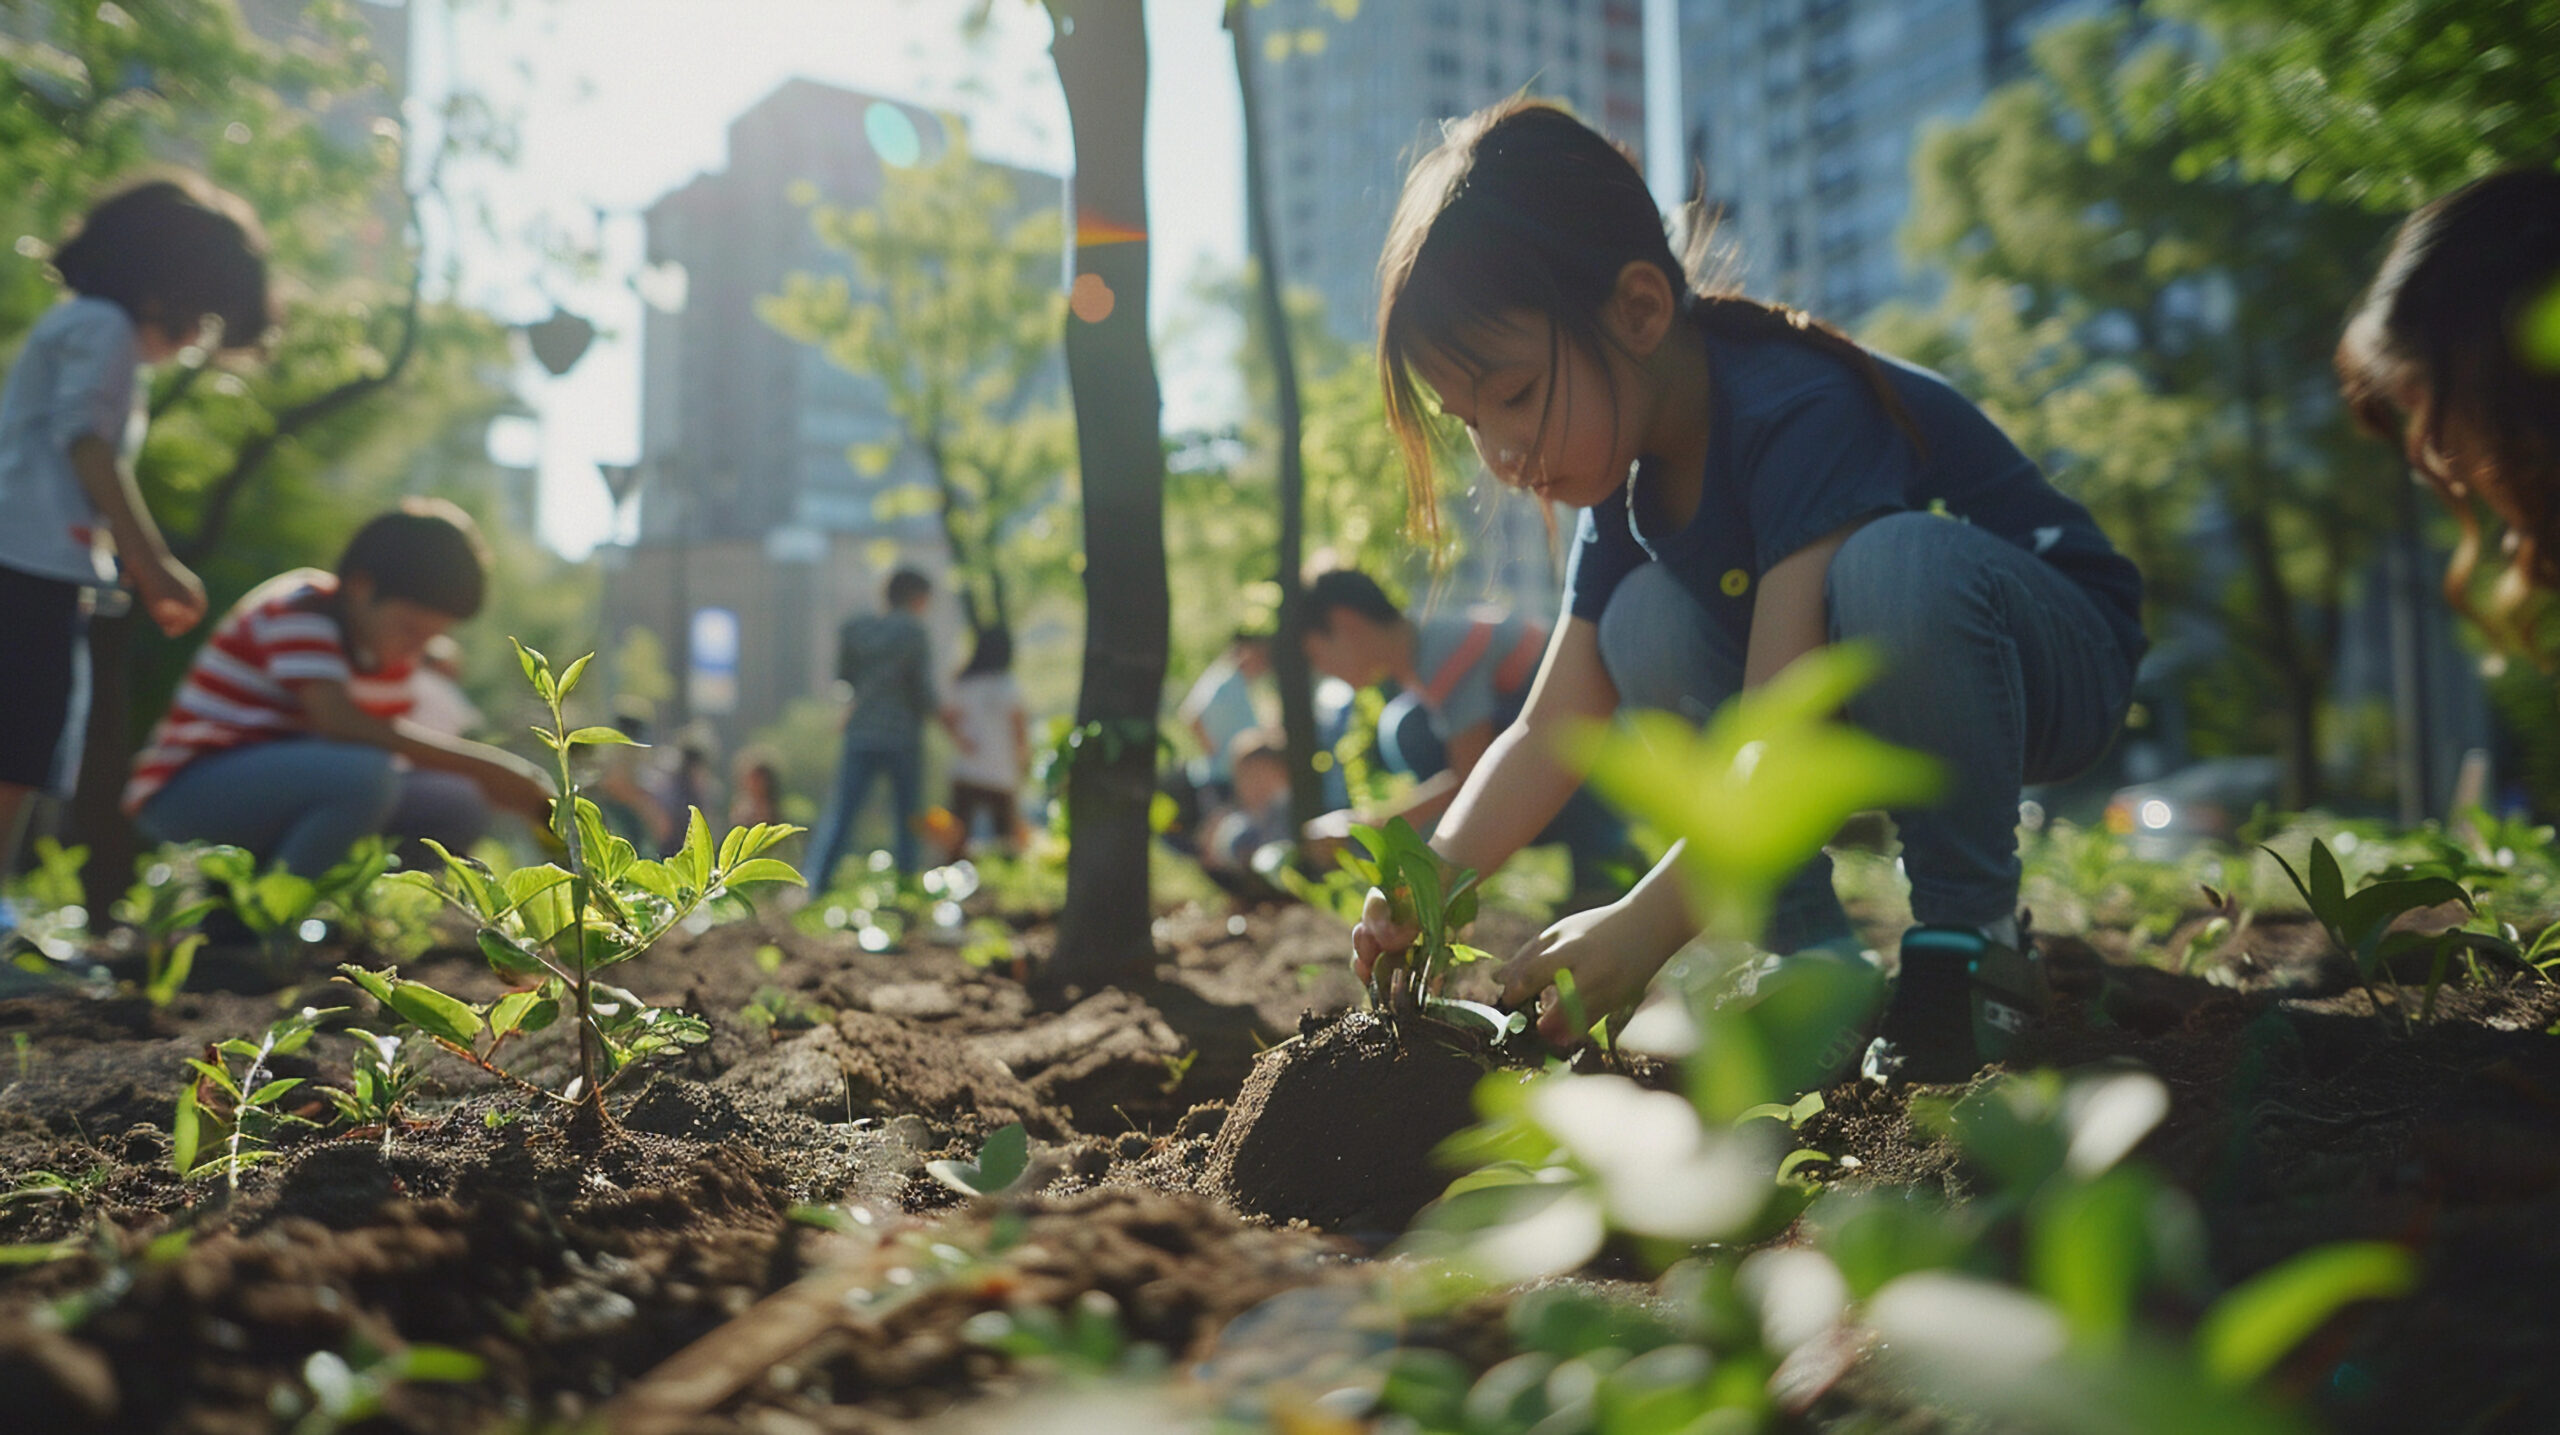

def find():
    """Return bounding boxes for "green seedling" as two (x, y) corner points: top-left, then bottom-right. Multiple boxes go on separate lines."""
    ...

(959, 1290), (1166, 1380)
(739, 985), (834, 1036)
(926, 1121), (1030, 1197)
(363, 642), (804, 1123)
(176, 1006), (339, 1191)
(1158, 1049), (1198, 1094)
(198, 838), (393, 953)
(116, 854), (221, 1006)
(1342, 816), (1503, 1025)
(318, 1027), (422, 1147)
(279, 1340), (485, 1435)
(5, 837), (95, 972)
(959, 916), (1019, 970)
(2263, 835), (2533, 1019)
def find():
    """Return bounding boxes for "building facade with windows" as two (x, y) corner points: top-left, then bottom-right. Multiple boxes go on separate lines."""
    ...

(1678, 0), (2121, 319)
(605, 80), (1063, 746)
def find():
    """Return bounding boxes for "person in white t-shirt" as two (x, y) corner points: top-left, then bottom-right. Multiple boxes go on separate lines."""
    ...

(941, 624), (1029, 857)
(2, 176), (267, 940)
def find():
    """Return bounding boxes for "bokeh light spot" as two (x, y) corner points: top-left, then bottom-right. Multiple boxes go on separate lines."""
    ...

(864, 102), (922, 169)
(1070, 272), (1116, 324)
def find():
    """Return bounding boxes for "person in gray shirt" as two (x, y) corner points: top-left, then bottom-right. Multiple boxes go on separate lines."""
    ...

(807, 567), (940, 884)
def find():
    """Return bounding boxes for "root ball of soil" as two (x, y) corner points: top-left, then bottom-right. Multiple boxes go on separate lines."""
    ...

(1206, 1010), (1493, 1234)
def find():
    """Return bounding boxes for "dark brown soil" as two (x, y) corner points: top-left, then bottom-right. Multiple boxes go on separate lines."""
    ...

(1205, 1007), (1505, 1235)
(4, 885), (2560, 1435)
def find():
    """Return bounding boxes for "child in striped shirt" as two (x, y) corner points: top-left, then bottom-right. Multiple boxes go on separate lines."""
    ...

(127, 499), (551, 875)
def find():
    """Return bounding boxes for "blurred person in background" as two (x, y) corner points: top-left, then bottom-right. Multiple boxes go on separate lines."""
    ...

(807, 567), (942, 884)
(405, 632), (482, 739)
(2338, 169), (2560, 644)
(944, 623), (1029, 858)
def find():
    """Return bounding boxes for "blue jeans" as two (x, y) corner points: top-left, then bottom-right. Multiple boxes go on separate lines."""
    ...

(807, 738), (923, 886)
(1597, 513), (2136, 949)
(137, 740), (491, 877)
(1377, 690), (1638, 898)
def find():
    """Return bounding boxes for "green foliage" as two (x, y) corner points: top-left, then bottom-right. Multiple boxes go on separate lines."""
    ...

(198, 837), (391, 948)
(1875, 14), (2403, 796)
(279, 1340), (485, 1435)
(1341, 816), (1513, 1038)
(2158, 0), (2560, 210)
(317, 1027), (421, 1140)
(1365, 655), (2406, 1434)
(926, 1122), (1031, 1198)
(1574, 644), (1942, 943)
(115, 853), (221, 1006)
(761, 131), (1073, 630)
(2261, 833), (2541, 1019)
(175, 1006), (337, 1192)
(355, 643), (803, 1114)
(4, 837), (96, 971)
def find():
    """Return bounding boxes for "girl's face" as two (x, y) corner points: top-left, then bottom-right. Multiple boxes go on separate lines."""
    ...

(1413, 309), (1648, 510)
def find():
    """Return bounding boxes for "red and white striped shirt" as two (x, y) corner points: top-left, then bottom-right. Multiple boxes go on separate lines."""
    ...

(123, 570), (415, 812)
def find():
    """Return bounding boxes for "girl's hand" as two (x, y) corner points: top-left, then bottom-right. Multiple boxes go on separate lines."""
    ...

(477, 760), (556, 823)
(1496, 894), (1686, 1047)
(137, 556), (207, 636)
(1349, 886), (1420, 986)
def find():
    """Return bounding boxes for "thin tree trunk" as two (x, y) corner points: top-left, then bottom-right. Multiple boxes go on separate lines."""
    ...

(1229, 3), (1326, 838)
(1048, 0), (1169, 991)
(2231, 347), (2321, 808)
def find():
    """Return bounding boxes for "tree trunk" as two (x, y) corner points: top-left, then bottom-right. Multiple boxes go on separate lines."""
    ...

(1048, 0), (1169, 990)
(2230, 348), (2321, 808)
(1228, 4), (1327, 838)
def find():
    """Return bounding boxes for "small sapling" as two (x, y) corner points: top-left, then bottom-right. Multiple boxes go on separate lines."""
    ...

(348, 641), (804, 1126)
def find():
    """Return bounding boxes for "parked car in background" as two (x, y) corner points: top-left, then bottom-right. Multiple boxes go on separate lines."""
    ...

(2103, 755), (2285, 859)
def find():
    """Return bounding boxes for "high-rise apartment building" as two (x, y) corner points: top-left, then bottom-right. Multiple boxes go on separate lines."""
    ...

(1679, 0), (2120, 320)
(1244, 0), (1649, 347)
(607, 80), (1063, 742)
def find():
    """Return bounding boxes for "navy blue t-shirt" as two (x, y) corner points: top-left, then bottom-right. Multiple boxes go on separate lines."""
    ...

(1564, 324), (2146, 662)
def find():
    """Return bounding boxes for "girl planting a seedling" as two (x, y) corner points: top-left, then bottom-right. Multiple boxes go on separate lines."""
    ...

(1350, 99), (2145, 1083)
(2336, 170), (2560, 641)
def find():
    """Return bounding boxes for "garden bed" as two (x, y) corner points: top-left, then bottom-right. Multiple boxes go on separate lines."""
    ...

(3, 895), (2559, 1433)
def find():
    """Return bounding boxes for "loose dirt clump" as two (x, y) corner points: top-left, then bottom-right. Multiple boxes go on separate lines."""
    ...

(1206, 1009), (1502, 1235)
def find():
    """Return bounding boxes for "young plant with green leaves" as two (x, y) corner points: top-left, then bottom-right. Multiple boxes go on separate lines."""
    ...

(1340, 815), (1510, 1033)
(174, 1006), (338, 1192)
(357, 642), (804, 1123)
(114, 853), (223, 1006)
(2263, 835), (2535, 1020)
(318, 1027), (423, 1145)
(1367, 649), (2412, 1434)
(198, 838), (396, 952)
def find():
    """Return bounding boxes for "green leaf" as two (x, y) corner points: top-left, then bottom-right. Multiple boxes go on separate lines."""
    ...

(383, 981), (485, 1047)
(488, 988), (546, 1036)
(565, 725), (639, 748)
(722, 858), (805, 889)
(511, 637), (549, 694)
(2335, 876), (2472, 959)
(148, 934), (203, 1006)
(2196, 1241), (2415, 1386)
(172, 1086), (203, 1176)
(623, 860), (681, 903)
(2031, 1166), (2158, 1347)
(336, 963), (399, 1010)
(976, 1122), (1029, 1189)
(477, 927), (550, 977)
(246, 1077), (304, 1107)
(187, 1057), (242, 1099)
(556, 652), (594, 701)
(2307, 840), (2346, 926)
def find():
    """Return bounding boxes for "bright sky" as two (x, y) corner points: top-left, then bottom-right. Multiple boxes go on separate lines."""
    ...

(409, 0), (1246, 557)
